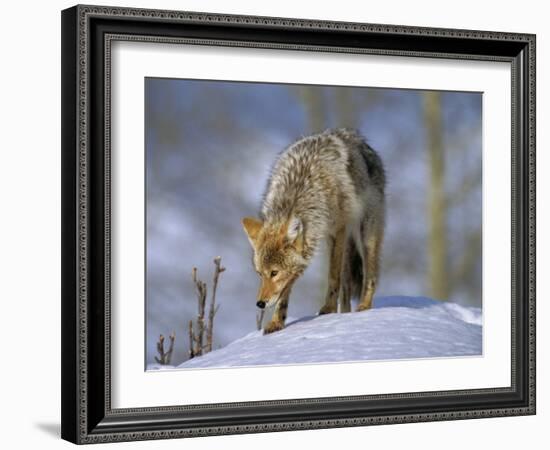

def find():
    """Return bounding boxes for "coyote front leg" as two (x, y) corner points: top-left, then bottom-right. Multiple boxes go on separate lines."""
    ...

(264, 283), (292, 334)
(319, 227), (346, 315)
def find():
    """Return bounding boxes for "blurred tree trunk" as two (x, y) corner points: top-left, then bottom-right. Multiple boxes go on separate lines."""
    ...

(297, 86), (326, 133)
(451, 229), (482, 296)
(334, 88), (356, 129)
(424, 91), (449, 300)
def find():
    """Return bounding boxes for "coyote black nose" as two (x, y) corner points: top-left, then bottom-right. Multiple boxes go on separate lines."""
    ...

(256, 300), (266, 309)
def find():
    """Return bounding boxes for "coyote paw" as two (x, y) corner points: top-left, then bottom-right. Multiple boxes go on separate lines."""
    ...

(263, 320), (284, 334)
(356, 302), (372, 312)
(318, 304), (337, 315)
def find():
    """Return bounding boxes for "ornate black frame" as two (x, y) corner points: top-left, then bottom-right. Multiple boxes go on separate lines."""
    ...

(61, 4), (536, 444)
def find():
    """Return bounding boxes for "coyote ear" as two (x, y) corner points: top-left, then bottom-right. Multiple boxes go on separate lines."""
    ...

(241, 217), (263, 247)
(286, 216), (303, 244)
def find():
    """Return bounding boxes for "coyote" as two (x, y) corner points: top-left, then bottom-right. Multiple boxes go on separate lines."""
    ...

(242, 128), (386, 334)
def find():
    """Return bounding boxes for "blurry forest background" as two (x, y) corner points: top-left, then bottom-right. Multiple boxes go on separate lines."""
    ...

(145, 78), (482, 367)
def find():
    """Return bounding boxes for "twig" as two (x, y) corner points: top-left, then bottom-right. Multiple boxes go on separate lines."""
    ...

(154, 335), (164, 364)
(188, 320), (195, 359)
(166, 331), (175, 364)
(192, 267), (207, 356)
(154, 332), (176, 365)
(187, 258), (226, 360)
(256, 309), (265, 331)
(206, 256), (225, 353)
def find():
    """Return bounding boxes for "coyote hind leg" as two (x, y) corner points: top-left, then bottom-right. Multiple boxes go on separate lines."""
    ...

(356, 226), (383, 312)
(339, 237), (357, 313)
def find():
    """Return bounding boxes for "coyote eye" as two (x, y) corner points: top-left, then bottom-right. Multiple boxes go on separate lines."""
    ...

(270, 270), (278, 278)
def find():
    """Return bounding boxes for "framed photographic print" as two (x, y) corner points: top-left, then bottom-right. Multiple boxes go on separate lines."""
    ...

(61, 4), (536, 444)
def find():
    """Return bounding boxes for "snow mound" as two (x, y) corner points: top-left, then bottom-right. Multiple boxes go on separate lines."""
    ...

(147, 363), (176, 371)
(176, 296), (482, 370)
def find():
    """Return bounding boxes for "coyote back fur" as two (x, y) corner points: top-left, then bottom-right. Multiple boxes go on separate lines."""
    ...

(242, 128), (385, 334)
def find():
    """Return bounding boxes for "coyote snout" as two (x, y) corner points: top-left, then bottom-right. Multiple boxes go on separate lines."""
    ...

(242, 128), (386, 335)
(255, 273), (283, 310)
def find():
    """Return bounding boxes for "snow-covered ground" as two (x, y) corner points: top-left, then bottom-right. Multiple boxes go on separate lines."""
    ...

(148, 296), (482, 371)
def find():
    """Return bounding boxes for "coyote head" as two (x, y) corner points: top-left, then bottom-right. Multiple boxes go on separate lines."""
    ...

(241, 216), (307, 309)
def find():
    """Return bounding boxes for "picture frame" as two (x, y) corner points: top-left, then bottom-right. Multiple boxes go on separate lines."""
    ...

(61, 4), (536, 444)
